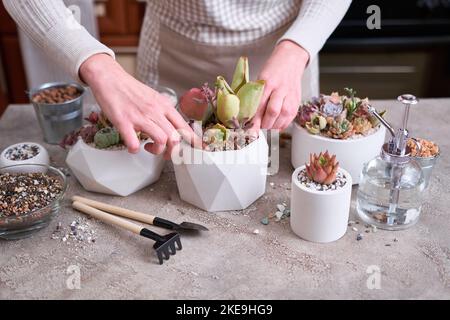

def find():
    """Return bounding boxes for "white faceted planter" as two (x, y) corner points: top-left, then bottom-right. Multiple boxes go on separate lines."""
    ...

(173, 136), (268, 212)
(291, 123), (385, 184)
(290, 166), (352, 243)
(66, 139), (164, 196)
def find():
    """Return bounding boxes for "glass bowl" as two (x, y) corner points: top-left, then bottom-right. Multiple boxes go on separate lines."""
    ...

(0, 164), (68, 240)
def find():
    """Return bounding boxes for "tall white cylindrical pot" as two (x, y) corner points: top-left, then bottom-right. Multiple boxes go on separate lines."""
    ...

(291, 123), (385, 184)
(290, 166), (352, 243)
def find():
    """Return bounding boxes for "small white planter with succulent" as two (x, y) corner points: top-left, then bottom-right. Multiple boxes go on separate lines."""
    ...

(173, 56), (268, 212)
(291, 151), (352, 243)
(62, 112), (164, 196)
(292, 89), (386, 184)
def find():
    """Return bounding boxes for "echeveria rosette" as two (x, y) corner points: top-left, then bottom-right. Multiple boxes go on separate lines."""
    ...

(321, 92), (343, 118)
(305, 151), (339, 185)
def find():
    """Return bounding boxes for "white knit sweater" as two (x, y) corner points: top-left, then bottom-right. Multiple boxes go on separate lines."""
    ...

(3, 0), (351, 82)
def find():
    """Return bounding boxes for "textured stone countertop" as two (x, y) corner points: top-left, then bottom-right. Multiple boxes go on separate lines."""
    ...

(0, 100), (449, 299)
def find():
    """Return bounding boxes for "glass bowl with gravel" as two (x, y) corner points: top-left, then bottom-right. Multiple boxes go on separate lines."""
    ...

(0, 164), (67, 240)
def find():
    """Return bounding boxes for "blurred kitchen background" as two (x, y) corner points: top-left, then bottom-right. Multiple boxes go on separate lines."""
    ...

(0, 0), (449, 116)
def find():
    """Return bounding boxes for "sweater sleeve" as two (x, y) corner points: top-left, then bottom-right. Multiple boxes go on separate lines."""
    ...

(2, 0), (115, 83)
(278, 0), (352, 58)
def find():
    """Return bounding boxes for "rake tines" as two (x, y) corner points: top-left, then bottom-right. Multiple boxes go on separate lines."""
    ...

(141, 229), (182, 264)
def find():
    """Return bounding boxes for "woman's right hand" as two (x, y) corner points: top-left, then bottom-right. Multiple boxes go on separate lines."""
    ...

(79, 53), (198, 158)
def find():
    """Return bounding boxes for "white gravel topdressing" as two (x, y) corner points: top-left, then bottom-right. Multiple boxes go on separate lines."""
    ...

(297, 169), (347, 191)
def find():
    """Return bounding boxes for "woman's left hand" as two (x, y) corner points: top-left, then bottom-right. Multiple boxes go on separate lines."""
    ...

(252, 40), (309, 130)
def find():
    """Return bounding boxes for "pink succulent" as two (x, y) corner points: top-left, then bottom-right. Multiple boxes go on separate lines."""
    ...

(297, 103), (318, 126)
(85, 111), (99, 124)
(180, 87), (210, 121)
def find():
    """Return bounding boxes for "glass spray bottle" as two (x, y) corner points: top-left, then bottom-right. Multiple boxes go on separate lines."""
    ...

(356, 94), (426, 230)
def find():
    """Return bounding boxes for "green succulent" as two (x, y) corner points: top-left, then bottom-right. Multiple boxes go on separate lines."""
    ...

(215, 57), (265, 128)
(94, 127), (120, 149)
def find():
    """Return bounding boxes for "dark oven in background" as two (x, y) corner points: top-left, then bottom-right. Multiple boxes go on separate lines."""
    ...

(320, 0), (450, 98)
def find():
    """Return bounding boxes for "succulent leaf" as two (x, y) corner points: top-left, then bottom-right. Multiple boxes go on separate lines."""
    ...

(216, 89), (240, 128)
(236, 80), (265, 122)
(231, 56), (249, 92)
(215, 76), (234, 95)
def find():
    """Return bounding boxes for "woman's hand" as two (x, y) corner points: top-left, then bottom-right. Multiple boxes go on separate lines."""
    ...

(80, 54), (198, 159)
(252, 40), (309, 130)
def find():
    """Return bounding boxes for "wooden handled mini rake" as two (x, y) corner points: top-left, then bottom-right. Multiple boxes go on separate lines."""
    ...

(72, 201), (182, 265)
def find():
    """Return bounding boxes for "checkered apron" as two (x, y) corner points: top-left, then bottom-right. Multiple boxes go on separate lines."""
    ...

(136, 0), (319, 100)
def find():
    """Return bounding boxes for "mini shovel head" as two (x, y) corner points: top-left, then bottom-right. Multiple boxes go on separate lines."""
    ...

(178, 221), (209, 232)
(153, 217), (209, 232)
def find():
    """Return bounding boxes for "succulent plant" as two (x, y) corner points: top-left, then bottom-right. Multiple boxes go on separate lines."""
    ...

(94, 127), (120, 149)
(85, 111), (99, 125)
(343, 87), (358, 118)
(215, 56), (265, 128)
(297, 102), (318, 126)
(325, 118), (354, 139)
(203, 123), (228, 145)
(305, 114), (327, 134)
(321, 92), (343, 117)
(60, 125), (98, 149)
(179, 84), (214, 121)
(352, 117), (373, 135)
(305, 151), (339, 185)
(297, 88), (385, 140)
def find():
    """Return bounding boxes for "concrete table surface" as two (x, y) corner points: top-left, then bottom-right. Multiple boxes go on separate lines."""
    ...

(0, 100), (449, 300)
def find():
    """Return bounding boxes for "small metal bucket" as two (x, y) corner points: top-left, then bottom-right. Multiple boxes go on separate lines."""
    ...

(414, 153), (440, 188)
(29, 82), (84, 144)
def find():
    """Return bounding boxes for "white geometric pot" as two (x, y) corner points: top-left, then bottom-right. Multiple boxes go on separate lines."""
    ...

(66, 139), (164, 196)
(291, 123), (385, 184)
(290, 166), (352, 243)
(173, 136), (268, 212)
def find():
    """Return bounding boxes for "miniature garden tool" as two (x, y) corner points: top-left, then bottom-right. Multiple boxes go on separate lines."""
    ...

(72, 196), (209, 232)
(72, 201), (182, 265)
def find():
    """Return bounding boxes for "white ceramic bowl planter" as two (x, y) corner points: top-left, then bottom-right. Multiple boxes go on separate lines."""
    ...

(66, 139), (164, 196)
(291, 123), (385, 184)
(0, 142), (50, 173)
(173, 136), (268, 212)
(290, 165), (352, 243)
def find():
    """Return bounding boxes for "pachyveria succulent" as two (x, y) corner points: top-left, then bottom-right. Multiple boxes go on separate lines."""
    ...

(297, 89), (385, 140)
(305, 151), (339, 185)
(179, 56), (265, 151)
